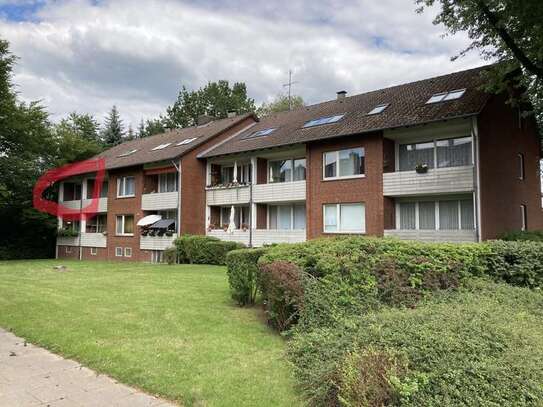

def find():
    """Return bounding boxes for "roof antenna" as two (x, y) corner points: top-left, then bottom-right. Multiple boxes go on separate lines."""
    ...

(283, 69), (299, 111)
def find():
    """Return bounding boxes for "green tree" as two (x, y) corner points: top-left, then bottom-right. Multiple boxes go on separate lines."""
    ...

(57, 112), (101, 143)
(256, 94), (305, 117)
(137, 119), (145, 138)
(101, 105), (125, 146)
(416, 0), (543, 128)
(163, 80), (255, 128)
(144, 118), (165, 137)
(51, 117), (103, 167)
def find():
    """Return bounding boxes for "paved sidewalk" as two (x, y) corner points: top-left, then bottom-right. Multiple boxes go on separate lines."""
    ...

(0, 328), (177, 406)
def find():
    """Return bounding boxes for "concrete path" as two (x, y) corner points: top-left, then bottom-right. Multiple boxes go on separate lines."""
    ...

(0, 328), (177, 406)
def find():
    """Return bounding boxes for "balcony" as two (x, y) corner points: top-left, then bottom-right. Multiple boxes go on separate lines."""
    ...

(383, 166), (474, 197)
(61, 197), (108, 212)
(141, 192), (179, 210)
(57, 233), (107, 248)
(253, 181), (306, 203)
(140, 234), (177, 250)
(206, 185), (250, 206)
(207, 229), (306, 247)
(384, 229), (477, 243)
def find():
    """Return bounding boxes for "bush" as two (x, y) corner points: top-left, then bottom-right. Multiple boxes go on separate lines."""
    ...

(226, 248), (268, 306)
(174, 235), (244, 265)
(288, 280), (543, 406)
(163, 247), (177, 265)
(499, 229), (543, 242)
(485, 240), (543, 288)
(259, 261), (305, 331)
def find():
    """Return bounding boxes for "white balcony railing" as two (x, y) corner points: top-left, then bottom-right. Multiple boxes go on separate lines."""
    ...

(207, 229), (306, 247)
(383, 166), (474, 197)
(206, 186), (250, 206)
(253, 181), (306, 203)
(57, 233), (107, 248)
(384, 229), (477, 243)
(140, 234), (177, 250)
(60, 197), (108, 212)
(141, 192), (179, 210)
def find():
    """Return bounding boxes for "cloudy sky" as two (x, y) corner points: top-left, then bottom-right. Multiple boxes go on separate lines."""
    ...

(0, 0), (486, 127)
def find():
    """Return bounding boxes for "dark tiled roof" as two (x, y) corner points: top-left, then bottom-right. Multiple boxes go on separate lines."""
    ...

(200, 65), (492, 158)
(93, 114), (254, 170)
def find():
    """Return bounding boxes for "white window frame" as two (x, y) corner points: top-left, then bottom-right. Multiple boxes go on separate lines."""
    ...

(322, 148), (365, 181)
(115, 247), (123, 257)
(176, 137), (197, 146)
(90, 247), (97, 256)
(151, 143), (171, 151)
(117, 176), (135, 198)
(267, 204), (306, 231)
(158, 172), (178, 193)
(367, 103), (389, 115)
(124, 247), (132, 258)
(395, 198), (475, 231)
(116, 215), (134, 236)
(323, 203), (366, 234)
(268, 158), (306, 183)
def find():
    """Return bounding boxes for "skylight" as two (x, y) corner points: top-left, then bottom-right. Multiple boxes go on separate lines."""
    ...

(303, 114), (345, 128)
(176, 137), (197, 146)
(244, 128), (276, 139)
(367, 104), (389, 115)
(426, 89), (466, 104)
(117, 149), (138, 157)
(151, 143), (172, 151)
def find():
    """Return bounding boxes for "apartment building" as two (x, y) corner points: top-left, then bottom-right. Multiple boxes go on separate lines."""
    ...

(56, 64), (543, 260)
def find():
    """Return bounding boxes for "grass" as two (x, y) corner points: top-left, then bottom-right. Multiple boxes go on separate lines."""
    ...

(0, 259), (302, 406)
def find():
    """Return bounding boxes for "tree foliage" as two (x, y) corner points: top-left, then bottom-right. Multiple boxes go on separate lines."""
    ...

(416, 0), (543, 129)
(163, 80), (255, 128)
(101, 105), (125, 146)
(256, 94), (305, 117)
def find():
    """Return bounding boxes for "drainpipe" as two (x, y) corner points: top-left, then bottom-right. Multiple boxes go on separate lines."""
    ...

(78, 180), (83, 261)
(171, 160), (181, 237)
(249, 182), (253, 247)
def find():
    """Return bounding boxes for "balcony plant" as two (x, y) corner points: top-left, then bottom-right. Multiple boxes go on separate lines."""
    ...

(57, 228), (79, 237)
(415, 163), (429, 174)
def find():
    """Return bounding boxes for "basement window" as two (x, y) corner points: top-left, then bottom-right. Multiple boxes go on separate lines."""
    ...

(118, 149), (138, 157)
(303, 114), (345, 128)
(152, 143), (172, 151)
(177, 137), (197, 146)
(244, 128), (276, 139)
(426, 89), (466, 104)
(367, 104), (389, 115)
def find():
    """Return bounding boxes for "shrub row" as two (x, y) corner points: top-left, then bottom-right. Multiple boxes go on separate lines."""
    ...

(171, 235), (245, 265)
(499, 229), (543, 242)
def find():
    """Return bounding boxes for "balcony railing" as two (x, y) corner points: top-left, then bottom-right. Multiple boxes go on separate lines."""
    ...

(57, 233), (107, 248)
(140, 234), (178, 250)
(383, 166), (474, 197)
(60, 197), (108, 212)
(384, 229), (477, 243)
(207, 229), (306, 247)
(141, 191), (179, 210)
(206, 185), (250, 206)
(253, 181), (306, 203)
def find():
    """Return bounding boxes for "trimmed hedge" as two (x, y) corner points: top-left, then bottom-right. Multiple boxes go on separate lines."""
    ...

(174, 235), (245, 265)
(499, 229), (543, 242)
(225, 248), (268, 306)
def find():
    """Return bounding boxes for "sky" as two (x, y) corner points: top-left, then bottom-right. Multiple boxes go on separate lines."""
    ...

(0, 0), (486, 128)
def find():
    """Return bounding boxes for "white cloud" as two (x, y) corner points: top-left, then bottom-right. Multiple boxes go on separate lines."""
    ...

(0, 0), (485, 127)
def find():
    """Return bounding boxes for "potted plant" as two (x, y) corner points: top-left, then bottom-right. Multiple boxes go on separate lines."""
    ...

(415, 163), (429, 174)
(57, 228), (79, 237)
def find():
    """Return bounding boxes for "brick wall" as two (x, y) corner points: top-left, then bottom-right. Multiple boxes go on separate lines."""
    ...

(306, 133), (385, 239)
(478, 94), (543, 239)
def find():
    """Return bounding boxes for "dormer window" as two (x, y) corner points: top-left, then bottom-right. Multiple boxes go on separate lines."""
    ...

(426, 89), (466, 104)
(244, 128), (276, 139)
(303, 114), (345, 128)
(152, 143), (171, 151)
(118, 149), (138, 157)
(177, 137), (197, 146)
(367, 104), (389, 115)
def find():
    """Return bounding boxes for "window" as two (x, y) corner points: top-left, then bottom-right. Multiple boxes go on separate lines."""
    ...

(90, 247), (97, 256)
(86, 179), (108, 199)
(61, 219), (80, 233)
(176, 137), (197, 146)
(521, 205), (527, 231)
(115, 247), (123, 257)
(151, 143), (171, 151)
(399, 137), (472, 171)
(323, 148), (365, 179)
(268, 204), (306, 230)
(244, 128), (276, 139)
(116, 215), (134, 236)
(158, 172), (178, 193)
(518, 153), (525, 180)
(118, 149), (138, 157)
(63, 182), (82, 201)
(117, 176), (135, 197)
(303, 114), (345, 128)
(66, 246), (72, 254)
(86, 214), (107, 233)
(269, 159), (305, 183)
(426, 89), (466, 104)
(220, 206), (250, 229)
(324, 203), (365, 233)
(396, 199), (475, 231)
(124, 247), (132, 258)
(367, 104), (389, 115)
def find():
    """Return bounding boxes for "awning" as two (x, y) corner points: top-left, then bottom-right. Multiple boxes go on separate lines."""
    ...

(149, 219), (176, 229)
(137, 214), (162, 226)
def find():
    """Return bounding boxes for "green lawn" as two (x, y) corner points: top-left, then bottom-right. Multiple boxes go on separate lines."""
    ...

(0, 260), (301, 406)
